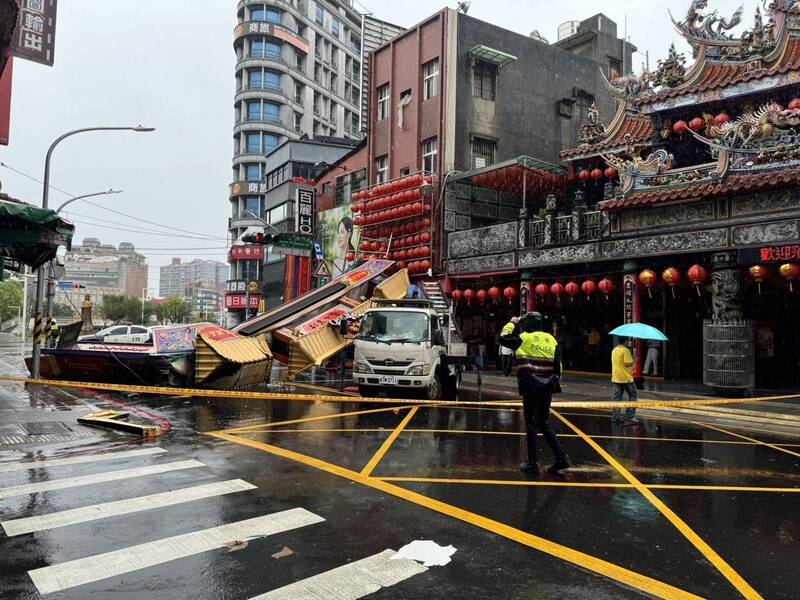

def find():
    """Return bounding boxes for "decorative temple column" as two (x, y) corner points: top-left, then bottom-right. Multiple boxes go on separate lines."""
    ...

(571, 190), (586, 242)
(542, 194), (557, 246)
(80, 294), (94, 335)
(704, 251), (755, 391)
(622, 261), (642, 379)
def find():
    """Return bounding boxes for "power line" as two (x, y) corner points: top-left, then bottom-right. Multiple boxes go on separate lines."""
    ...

(0, 161), (227, 240)
(68, 218), (228, 240)
(64, 210), (225, 240)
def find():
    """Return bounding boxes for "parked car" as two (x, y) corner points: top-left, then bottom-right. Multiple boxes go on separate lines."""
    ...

(78, 325), (151, 344)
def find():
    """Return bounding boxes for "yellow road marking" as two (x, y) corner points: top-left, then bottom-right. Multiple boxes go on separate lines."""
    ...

(291, 381), (359, 397)
(686, 420), (800, 460)
(4, 375), (800, 412)
(207, 431), (702, 600)
(361, 407), (418, 476)
(378, 477), (800, 493)
(211, 405), (407, 434)
(552, 410), (763, 600)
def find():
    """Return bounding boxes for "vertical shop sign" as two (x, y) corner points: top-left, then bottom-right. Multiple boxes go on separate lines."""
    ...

(296, 188), (314, 235)
(622, 273), (643, 377)
(11, 0), (58, 67)
(0, 55), (11, 145)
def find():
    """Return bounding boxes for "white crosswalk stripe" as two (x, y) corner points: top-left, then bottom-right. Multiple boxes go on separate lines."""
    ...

(0, 460), (204, 499)
(0, 447), (167, 473)
(250, 549), (428, 600)
(28, 509), (325, 595)
(2, 479), (256, 536)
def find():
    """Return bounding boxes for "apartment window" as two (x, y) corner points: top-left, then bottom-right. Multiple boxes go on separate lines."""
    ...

(265, 71), (280, 89)
(334, 168), (366, 206)
(265, 133), (279, 153)
(423, 59), (439, 100)
(473, 60), (497, 101)
(245, 164), (263, 180)
(315, 5), (324, 25)
(251, 40), (281, 58)
(575, 88), (595, 108)
(400, 167), (410, 177)
(247, 101), (279, 122)
(331, 18), (340, 38)
(248, 71), (263, 89)
(295, 82), (304, 103)
(246, 133), (261, 153)
(250, 8), (266, 21)
(377, 84), (389, 121)
(266, 8), (281, 24)
(294, 112), (303, 132)
(608, 57), (622, 78)
(270, 203), (287, 224)
(422, 137), (438, 174)
(244, 197), (262, 216)
(376, 155), (388, 183)
(471, 137), (496, 169)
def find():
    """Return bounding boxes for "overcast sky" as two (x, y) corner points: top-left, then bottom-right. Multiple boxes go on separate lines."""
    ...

(0, 0), (747, 292)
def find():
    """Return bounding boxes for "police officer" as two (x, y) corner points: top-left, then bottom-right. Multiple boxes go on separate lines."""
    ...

(500, 312), (572, 477)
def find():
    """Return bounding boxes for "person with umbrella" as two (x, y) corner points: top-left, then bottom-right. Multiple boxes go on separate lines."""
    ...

(607, 323), (668, 425)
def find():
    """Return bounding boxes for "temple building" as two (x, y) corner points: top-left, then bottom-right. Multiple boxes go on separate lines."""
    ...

(441, 0), (800, 389)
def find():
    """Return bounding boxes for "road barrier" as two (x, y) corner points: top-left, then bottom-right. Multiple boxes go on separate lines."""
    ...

(2, 375), (799, 411)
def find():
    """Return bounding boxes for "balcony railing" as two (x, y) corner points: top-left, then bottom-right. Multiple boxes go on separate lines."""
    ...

(526, 210), (603, 248)
(238, 83), (284, 94)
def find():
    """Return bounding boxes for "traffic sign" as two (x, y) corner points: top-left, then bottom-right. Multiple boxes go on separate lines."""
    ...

(313, 261), (332, 279)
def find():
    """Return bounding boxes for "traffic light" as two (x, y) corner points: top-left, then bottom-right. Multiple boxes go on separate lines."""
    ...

(242, 231), (273, 245)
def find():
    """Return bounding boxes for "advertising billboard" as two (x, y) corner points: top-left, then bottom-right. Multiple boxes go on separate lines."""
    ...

(11, 0), (58, 67)
(318, 204), (361, 279)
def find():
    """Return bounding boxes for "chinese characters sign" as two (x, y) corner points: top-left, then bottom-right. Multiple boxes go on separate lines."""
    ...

(234, 21), (309, 54)
(229, 244), (265, 261)
(226, 280), (247, 293)
(759, 244), (800, 262)
(231, 181), (269, 196)
(224, 294), (260, 309)
(295, 188), (314, 236)
(11, 0), (58, 67)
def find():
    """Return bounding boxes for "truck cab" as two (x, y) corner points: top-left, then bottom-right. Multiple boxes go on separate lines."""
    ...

(353, 299), (463, 399)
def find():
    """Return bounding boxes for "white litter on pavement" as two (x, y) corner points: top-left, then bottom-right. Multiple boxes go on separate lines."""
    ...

(391, 540), (457, 567)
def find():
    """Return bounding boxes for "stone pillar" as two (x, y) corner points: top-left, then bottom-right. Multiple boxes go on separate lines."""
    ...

(571, 190), (586, 242)
(704, 251), (754, 390)
(622, 261), (642, 379)
(520, 272), (534, 316)
(542, 195), (557, 246)
(517, 208), (530, 249)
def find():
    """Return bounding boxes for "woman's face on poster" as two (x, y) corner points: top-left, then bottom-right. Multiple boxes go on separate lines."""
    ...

(337, 221), (350, 249)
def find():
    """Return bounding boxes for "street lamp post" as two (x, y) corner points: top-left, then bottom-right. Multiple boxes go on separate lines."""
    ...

(31, 126), (155, 379)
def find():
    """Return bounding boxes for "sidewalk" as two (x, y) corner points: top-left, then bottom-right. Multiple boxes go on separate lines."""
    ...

(463, 369), (800, 438)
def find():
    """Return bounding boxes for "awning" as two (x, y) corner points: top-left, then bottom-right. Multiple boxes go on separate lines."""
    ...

(0, 196), (75, 270)
(446, 156), (566, 197)
(468, 45), (517, 69)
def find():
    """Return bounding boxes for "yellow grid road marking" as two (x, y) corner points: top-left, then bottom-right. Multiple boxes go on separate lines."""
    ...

(211, 405), (409, 434)
(686, 420), (800, 460)
(361, 407), (418, 476)
(553, 410), (763, 600)
(207, 431), (702, 600)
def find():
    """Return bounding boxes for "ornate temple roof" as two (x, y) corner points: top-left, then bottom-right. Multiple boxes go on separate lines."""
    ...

(560, 103), (653, 160)
(600, 166), (800, 211)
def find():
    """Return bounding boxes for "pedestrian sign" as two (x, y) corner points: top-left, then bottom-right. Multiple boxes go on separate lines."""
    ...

(313, 261), (331, 279)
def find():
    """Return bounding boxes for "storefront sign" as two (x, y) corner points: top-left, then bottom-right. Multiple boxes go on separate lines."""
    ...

(224, 294), (260, 309)
(11, 0), (58, 67)
(272, 235), (313, 257)
(226, 280), (247, 293)
(233, 21), (309, 54)
(229, 244), (265, 261)
(0, 55), (11, 145)
(739, 243), (800, 264)
(296, 188), (314, 236)
(231, 181), (268, 196)
(623, 273), (642, 378)
(295, 305), (350, 336)
(154, 327), (195, 354)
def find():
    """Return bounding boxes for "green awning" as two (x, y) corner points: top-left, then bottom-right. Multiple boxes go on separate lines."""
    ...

(0, 197), (75, 270)
(468, 45), (517, 68)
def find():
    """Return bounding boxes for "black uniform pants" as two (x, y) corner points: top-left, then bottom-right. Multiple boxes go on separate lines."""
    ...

(522, 385), (568, 464)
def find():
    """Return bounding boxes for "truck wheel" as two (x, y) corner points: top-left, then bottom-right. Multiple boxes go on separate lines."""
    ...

(424, 373), (441, 400)
(358, 385), (377, 398)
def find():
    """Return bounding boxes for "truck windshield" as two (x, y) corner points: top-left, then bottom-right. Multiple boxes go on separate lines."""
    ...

(358, 311), (429, 343)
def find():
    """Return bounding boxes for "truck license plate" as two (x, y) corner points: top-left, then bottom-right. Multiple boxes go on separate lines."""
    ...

(379, 375), (395, 384)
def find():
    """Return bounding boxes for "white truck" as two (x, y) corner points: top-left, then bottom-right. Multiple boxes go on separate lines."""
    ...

(352, 288), (467, 400)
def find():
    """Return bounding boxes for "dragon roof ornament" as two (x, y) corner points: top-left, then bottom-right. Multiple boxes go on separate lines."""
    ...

(670, 0), (745, 47)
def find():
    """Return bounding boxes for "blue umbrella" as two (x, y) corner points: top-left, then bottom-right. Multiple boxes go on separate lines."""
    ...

(608, 323), (668, 341)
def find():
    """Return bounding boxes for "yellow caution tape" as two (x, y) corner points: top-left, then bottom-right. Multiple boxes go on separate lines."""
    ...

(2, 375), (799, 411)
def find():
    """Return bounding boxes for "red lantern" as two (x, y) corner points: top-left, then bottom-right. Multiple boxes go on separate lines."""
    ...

(789, 98), (800, 111)
(451, 289), (463, 303)
(779, 263), (800, 291)
(476, 289), (488, 304)
(488, 286), (501, 301)
(565, 281), (580, 302)
(346, 251), (355, 262)
(687, 264), (707, 296)
(581, 280), (597, 298)
(673, 120), (688, 135)
(689, 117), (704, 132)
(713, 112), (731, 126)
(550, 282), (564, 300)
(598, 277), (615, 299)
(421, 259), (431, 272)
(503, 286), (517, 300)
(578, 169), (590, 183)
(662, 267), (681, 298)
(639, 269), (657, 298)
(534, 283), (549, 298)
(604, 166), (618, 180)
(464, 289), (474, 304)
(590, 168), (603, 181)
(749, 264), (767, 294)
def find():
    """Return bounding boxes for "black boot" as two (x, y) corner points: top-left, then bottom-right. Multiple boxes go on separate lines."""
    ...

(546, 458), (573, 475)
(519, 462), (539, 477)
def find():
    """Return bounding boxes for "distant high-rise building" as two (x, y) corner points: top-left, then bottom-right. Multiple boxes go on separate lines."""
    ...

(159, 258), (227, 299)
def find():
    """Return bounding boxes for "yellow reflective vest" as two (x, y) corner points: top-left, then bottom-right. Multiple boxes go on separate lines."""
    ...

(516, 331), (558, 375)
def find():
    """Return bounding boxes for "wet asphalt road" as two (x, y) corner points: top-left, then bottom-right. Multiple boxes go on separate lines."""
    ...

(1, 340), (799, 598)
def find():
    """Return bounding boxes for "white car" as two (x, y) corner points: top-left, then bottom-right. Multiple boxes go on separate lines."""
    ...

(79, 325), (151, 345)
